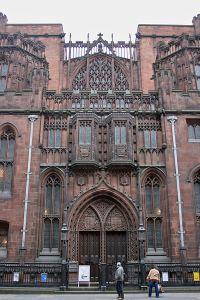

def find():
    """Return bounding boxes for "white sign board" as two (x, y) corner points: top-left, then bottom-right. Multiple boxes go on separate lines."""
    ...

(162, 271), (169, 282)
(13, 272), (20, 282)
(78, 265), (90, 286)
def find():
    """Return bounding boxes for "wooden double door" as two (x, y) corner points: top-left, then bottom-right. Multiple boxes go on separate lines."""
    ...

(79, 231), (127, 282)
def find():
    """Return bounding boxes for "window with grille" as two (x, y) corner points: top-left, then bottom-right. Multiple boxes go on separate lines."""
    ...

(114, 124), (126, 145)
(194, 172), (200, 214)
(79, 124), (91, 145)
(187, 119), (200, 141)
(145, 175), (162, 250)
(0, 63), (8, 92)
(42, 175), (61, 251)
(195, 64), (200, 90)
(0, 128), (15, 196)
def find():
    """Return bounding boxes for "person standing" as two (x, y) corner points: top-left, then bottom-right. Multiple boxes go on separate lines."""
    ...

(146, 265), (160, 298)
(115, 262), (124, 300)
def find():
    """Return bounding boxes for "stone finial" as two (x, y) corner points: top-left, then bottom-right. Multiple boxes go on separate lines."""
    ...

(0, 12), (8, 25)
(192, 14), (200, 35)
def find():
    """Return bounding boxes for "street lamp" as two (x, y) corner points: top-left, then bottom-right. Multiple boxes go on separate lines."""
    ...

(138, 207), (146, 289)
(60, 223), (69, 290)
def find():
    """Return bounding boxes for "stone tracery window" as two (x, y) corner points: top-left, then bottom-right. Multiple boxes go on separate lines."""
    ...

(0, 127), (15, 197)
(145, 175), (163, 251)
(187, 119), (200, 141)
(42, 174), (61, 251)
(71, 57), (129, 92)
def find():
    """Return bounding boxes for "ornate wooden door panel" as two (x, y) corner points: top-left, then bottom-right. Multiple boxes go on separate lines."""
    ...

(106, 231), (126, 264)
(79, 231), (100, 282)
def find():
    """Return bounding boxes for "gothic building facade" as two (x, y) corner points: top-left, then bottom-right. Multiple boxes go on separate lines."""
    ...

(0, 12), (200, 283)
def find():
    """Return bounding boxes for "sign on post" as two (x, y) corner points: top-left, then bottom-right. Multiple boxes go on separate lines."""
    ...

(193, 272), (200, 281)
(41, 273), (48, 283)
(162, 272), (169, 282)
(13, 272), (20, 282)
(78, 265), (90, 287)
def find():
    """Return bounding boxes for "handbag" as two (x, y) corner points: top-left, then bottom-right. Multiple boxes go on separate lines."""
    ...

(158, 284), (164, 293)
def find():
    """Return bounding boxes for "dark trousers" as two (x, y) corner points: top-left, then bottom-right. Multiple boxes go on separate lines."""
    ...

(116, 280), (124, 299)
(148, 280), (159, 298)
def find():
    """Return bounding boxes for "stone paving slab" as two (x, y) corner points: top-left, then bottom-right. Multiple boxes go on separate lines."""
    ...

(0, 293), (200, 300)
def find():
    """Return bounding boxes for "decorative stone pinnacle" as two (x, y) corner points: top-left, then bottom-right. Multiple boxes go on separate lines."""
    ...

(0, 12), (8, 25)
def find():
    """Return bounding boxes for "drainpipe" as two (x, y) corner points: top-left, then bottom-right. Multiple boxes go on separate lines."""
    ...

(21, 115), (38, 249)
(167, 116), (185, 249)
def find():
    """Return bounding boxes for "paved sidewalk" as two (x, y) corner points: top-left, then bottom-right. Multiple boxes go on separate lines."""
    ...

(0, 293), (200, 300)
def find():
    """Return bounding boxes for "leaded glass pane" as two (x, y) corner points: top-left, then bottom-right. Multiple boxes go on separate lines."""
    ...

(79, 127), (84, 145)
(45, 185), (52, 214)
(151, 130), (157, 148)
(1, 64), (8, 76)
(0, 164), (4, 191)
(115, 127), (120, 144)
(145, 186), (152, 213)
(155, 219), (162, 248)
(144, 130), (150, 148)
(194, 182), (200, 213)
(55, 129), (61, 147)
(43, 219), (51, 248)
(147, 219), (154, 248)
(85, 127), (91, 145)
(121, 127), (126, 144)
(188, 124), (195, 139)
(52, 219), (59, 248)
(8, 138), (15, 159)
(49, 129), (54, 147)
(195, 65), (200, 77)
(5, 164), (12, 191)
(54, 184), (60, 214)
(195, 125), (200, 139)
(0, 78), (6, 91)
(153, 186), (160, 212)
(197, 78), (200, 91)
(0, 139), (7, 159)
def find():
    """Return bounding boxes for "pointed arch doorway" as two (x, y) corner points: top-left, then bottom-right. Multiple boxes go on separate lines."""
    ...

(69, 196), (138, 282)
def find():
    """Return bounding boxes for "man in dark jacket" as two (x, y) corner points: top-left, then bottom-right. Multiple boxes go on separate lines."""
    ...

(115, 262), (124, 300)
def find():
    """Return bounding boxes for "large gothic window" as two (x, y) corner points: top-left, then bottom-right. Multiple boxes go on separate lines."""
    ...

(42, 175), (61, 251)
(0, 127), (15, 197)
(0, 62), (8, 92)
(187, 119), (200, 141)
(145, 175), (163, 251)
(71, 57), (129, 92)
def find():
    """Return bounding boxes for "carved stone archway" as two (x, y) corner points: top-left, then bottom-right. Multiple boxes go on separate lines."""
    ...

(68, 195), (138, 264)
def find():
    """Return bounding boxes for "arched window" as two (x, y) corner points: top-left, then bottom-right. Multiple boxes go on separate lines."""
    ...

(0, 221), (9, 258)
(145, 175), (163, 251)
(195, 64), (200, 90)
(0, 127), (15, 197)
(42, 174), (61, 252)
(194, 172), (200, 213)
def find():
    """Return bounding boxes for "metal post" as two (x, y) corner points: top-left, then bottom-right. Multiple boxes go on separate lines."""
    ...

(99, 262), (107, 291)
(167, 116), (185, 252)
(138, 207), (146, 289)
(21, 115), (38, 250)
(60, 223), (69, 290)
